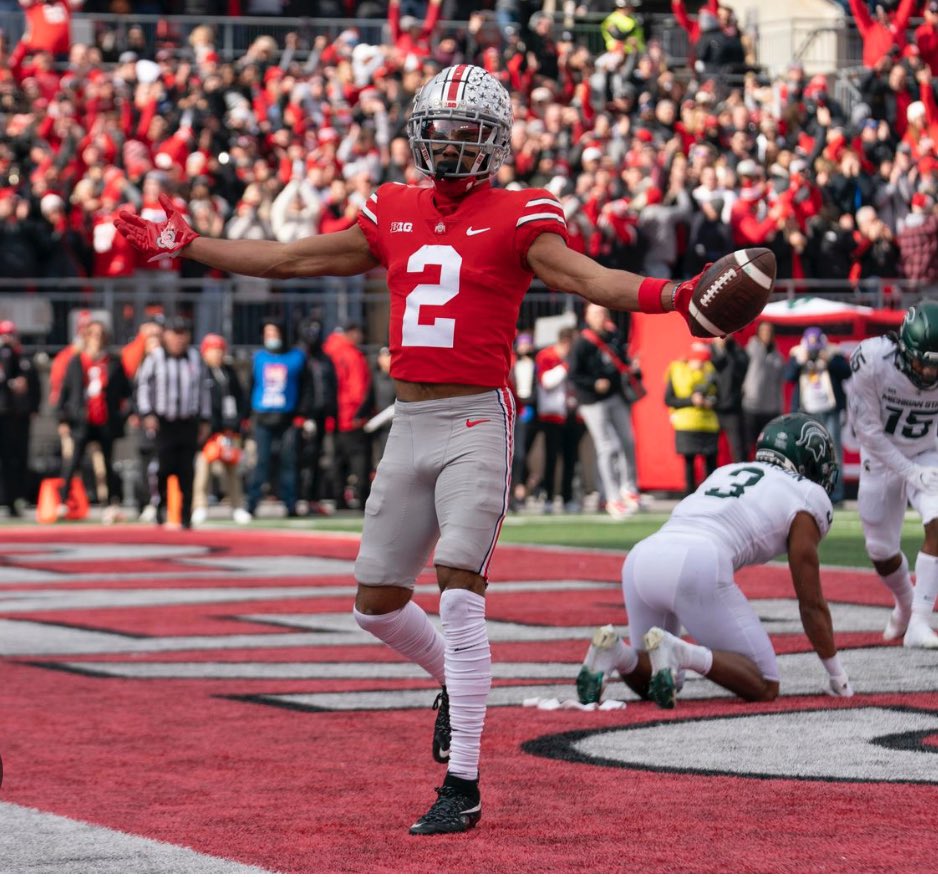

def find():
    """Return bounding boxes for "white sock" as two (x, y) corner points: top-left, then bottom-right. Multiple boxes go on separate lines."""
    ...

(353, 601), (445, 684)
(682, 641), (714, 675)
(880, 553), (913, 612)
(912, 552), (938, 622)
(614, 641), (639, 675)
(439, 589), (490, 782)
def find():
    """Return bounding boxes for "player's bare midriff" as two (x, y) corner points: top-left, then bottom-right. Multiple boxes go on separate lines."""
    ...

(394, 379), (497, 402)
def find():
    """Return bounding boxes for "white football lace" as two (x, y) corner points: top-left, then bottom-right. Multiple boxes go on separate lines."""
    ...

(699, 270), (734, 307)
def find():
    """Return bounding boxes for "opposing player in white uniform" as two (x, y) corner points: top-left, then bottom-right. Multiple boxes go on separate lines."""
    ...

(849, 301), (938, 649)
(577, 413), (853, 707)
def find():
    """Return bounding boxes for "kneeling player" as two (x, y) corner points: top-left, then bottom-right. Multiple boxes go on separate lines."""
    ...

(576, 413), (853, 707)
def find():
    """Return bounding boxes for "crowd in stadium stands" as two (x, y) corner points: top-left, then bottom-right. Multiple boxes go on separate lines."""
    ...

(1, 0), (938, 518)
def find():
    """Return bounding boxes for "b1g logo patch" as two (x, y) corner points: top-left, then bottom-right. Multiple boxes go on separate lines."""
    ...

(390, 221), (413, 233)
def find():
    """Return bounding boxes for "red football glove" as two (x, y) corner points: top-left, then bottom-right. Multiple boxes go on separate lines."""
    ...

(671, 262), (712, 338)
(114, 192), (199, 262)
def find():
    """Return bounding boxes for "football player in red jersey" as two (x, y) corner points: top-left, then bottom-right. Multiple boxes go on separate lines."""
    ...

(116, 63), (752, 836)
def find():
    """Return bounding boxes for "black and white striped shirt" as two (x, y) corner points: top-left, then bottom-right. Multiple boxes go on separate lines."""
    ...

(136, 346), (207, 422)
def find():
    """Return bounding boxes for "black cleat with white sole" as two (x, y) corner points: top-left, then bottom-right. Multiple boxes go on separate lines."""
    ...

(432, 687), (451, 763)
(409, 776), (481, 835)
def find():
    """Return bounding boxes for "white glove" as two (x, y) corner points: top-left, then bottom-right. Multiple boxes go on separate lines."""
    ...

(827, 674), (854, 697)
(910, 466), (938, 494)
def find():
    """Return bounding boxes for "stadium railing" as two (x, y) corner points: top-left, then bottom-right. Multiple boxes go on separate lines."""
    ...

(0, 275), (916, 353)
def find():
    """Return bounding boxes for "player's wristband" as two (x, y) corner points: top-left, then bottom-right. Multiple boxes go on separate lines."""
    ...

(638, 278), (669, 314)
(821, 655), (844, 677)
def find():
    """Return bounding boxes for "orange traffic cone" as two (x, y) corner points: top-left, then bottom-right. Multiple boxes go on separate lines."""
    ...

(64, 478), (90, 521)
(166, 474), (182, 529)
(35, 477), (90, 523)
(36, 477), (64, 524)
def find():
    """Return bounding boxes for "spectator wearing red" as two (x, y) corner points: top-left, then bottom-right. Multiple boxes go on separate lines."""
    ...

(92, 177), (136, 280)
(897, 191), (938, 283)
(916, 0), (938, 76)
(388, 0), (442, 63)
(121, 317), (164, 382)
(902, 67), (938, 159)
(848, 0), (917, 69)
(729, 160), (784, 247)
(56, 319), (131, 521)
(535, 328), (582, 513)
(15, 0), (84, 58)
(323, 324), (372, 509)
(671, 0), (721, 47)
(776, 158), (823, 232)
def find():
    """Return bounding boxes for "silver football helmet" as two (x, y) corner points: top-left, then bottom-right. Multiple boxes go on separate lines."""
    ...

(407, 64), (512, 180)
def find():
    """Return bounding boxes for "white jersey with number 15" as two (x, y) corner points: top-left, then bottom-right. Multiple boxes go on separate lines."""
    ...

(848, 335), (938, 475)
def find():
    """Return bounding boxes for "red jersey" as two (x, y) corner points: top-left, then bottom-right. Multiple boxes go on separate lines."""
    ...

(80, 352), (109, 426)
(20, 0), (82, 55)
(535, 346), (569, 423)
(357, 182), (569, 387)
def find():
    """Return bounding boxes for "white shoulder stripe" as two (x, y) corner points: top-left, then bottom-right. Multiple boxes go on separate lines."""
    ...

(361, 204), (377, 224)
(516, 213), (566, 228)
(368, 193), (378, 203)
(525, 198), (563, 209)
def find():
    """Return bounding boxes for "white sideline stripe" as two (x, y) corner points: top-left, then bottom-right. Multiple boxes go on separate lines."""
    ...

(360, 204), (377, 224)
(0, 579), (612, 614)
(734, 249), (773, 289)
(0, 802), (264, 873)
(688, 300), (727, 337)
(56, 660), (582, 679)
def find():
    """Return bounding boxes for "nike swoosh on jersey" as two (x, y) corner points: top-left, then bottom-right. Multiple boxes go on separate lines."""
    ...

(465, 418), (491, 427)
(465, 227), (491, 236)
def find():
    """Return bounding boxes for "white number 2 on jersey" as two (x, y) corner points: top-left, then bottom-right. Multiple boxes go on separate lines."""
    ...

(401, 244), (461, 348)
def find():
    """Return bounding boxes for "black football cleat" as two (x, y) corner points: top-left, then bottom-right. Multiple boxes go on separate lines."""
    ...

(432, 687), (451, 763)
(409, 780), (481, 835)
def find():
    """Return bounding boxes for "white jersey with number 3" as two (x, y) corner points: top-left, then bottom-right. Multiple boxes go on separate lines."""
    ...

(660, 462), (832, 570)
(848, 335), (938, 481)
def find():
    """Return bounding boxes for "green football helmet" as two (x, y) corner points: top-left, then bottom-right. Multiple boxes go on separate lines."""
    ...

(897, 300), (938, 389)
(754, 413), (839, 496)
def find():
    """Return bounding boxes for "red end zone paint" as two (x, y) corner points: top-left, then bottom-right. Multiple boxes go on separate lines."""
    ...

(0, 528), (937, 872)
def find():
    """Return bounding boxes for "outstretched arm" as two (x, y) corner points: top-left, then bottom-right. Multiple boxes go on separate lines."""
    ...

(184, 225), (378, 279)
(115, 193), (379, 279)
(527, 232), (677, 313)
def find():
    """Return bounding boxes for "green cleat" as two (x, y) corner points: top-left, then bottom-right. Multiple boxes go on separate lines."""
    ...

(647, 666), (677, 709)
(643, 626), (685, 709)
(576, 666), (605, 705)
(575, 624), (621, 704)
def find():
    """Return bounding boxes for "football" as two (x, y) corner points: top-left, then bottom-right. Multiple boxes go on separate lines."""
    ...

(687, 248), (776, 338)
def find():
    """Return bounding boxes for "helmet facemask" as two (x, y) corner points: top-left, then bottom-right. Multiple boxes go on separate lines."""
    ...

(407, 65), (512, 182)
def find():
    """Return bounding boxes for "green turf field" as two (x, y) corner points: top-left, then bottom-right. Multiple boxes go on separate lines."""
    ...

(295, 509), (925, 569)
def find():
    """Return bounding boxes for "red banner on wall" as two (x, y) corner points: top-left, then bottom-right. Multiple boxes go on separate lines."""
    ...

(630, 300), (906, 492)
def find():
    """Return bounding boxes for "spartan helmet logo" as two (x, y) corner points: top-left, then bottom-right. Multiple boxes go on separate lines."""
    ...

(156, 227), (177, 250)
(796, 420), (830, 467)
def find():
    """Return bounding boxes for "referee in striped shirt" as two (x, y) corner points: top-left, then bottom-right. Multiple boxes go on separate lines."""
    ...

(136, 316), (210, 527)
